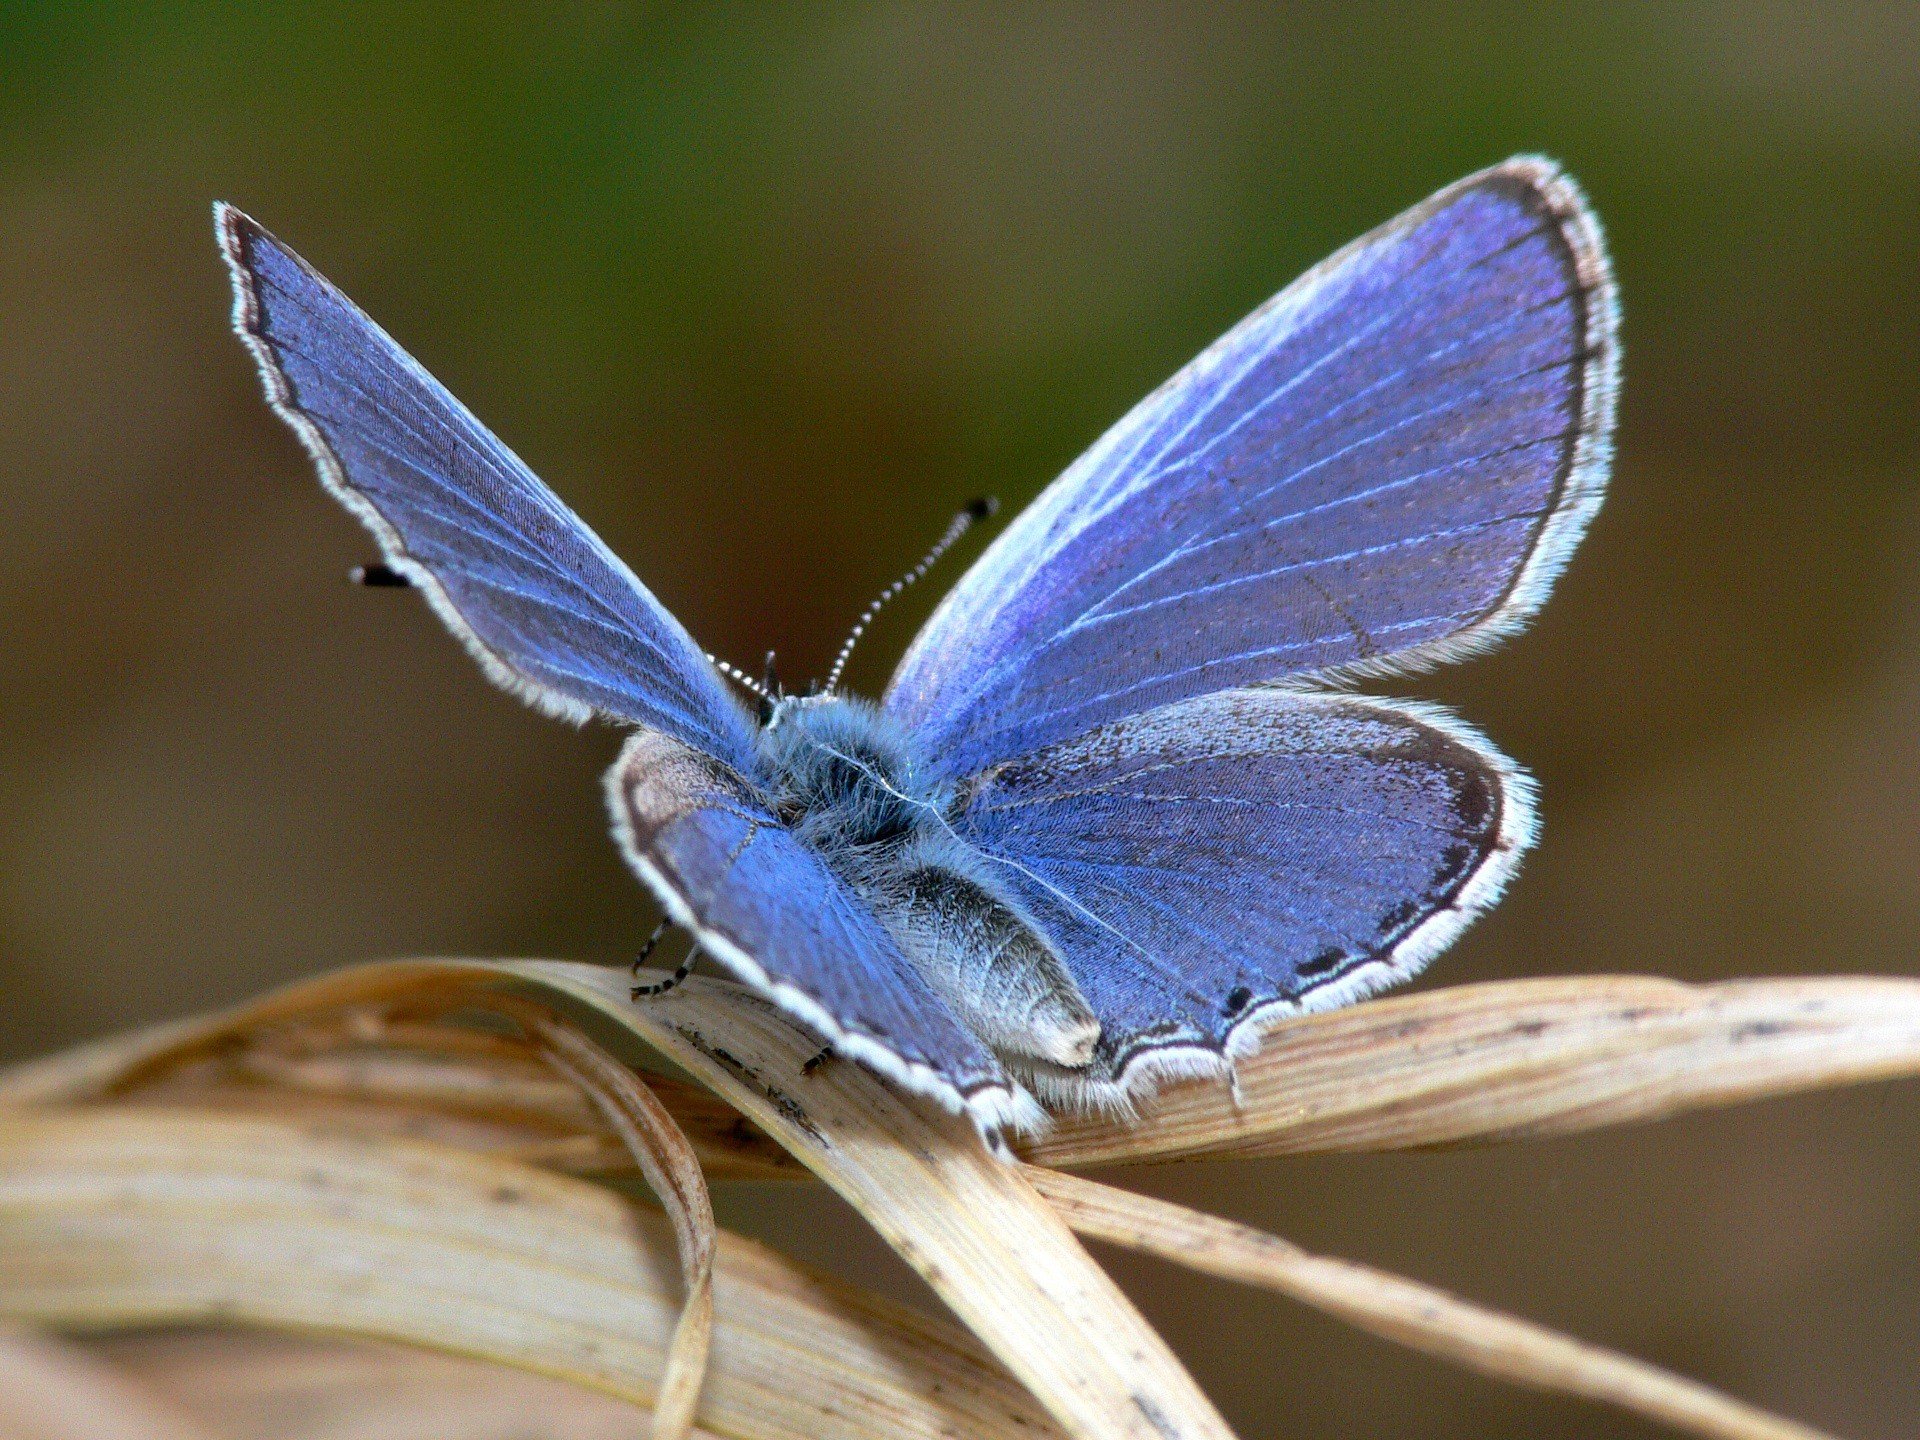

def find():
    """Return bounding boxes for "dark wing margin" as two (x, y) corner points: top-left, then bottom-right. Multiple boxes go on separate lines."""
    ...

(951, 689), (1531, 1113)
(605, 728), (1036, 1139)
(217, 203), (755, 771)
(886, 156), (1618, 780)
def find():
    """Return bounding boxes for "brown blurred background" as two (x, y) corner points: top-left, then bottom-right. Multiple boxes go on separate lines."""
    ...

(1, 5), (1916, 1436)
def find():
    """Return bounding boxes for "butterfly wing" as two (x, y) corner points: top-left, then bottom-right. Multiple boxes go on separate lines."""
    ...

(217, 205), (755, 770)
(887, 157), (1616, 780)
(606, 728), (1029, 1134)
(222, 208), (1022, 1132)
(951, 689), (1528, 1104)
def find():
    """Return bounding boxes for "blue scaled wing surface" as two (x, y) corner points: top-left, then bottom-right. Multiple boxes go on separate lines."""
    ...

(900, 156), (1616, 1100)
(606, 729), (1027, 1130)
(220, 206), (1025, 1129)
(217, 204), (756, 771)
(950, 689), (1532, 1104)
(887, 157), (1617, 781)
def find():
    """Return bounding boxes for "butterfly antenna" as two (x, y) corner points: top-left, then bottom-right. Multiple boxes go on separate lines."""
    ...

(823, 497), (997, 693)
(707, 652), (773, 702)
(350, 561), (413, 587)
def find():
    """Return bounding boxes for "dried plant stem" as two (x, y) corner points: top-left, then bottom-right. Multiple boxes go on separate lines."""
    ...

(1030, 974), (1920, 1167)
(504, 1000), (717, 1440)
(6, 959), (1916, 1440)
(234, 1042), (595, 1121)
(1028, 1167), (1837, 1440)
(97, 1330), (654, 1440)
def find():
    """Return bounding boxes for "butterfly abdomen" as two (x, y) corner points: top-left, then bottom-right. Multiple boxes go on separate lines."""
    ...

(875, 853), (1099, 1069)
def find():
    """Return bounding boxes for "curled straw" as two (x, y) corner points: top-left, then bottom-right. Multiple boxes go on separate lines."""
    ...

(3, 956), (1918, 1440)
(487, 996), (716, 1440)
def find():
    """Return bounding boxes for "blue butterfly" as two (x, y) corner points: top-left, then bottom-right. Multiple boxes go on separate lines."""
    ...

(217, 156), (1617, 1142)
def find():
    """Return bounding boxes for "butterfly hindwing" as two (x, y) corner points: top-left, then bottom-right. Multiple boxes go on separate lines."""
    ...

(951, 689), (1529, 1106)
(886, 157), (1616, 781)
(218, 205), (756, 771)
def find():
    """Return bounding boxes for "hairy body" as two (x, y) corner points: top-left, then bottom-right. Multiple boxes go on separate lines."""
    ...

(756, 696), (1100, 1075)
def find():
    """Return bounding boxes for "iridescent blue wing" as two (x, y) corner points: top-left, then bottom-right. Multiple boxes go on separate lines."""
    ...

(952, 689), (1528, 1104)
(606, 729), (1030, 1135)
(217, 205), (755, 771)
(887, 158), (1616, 779)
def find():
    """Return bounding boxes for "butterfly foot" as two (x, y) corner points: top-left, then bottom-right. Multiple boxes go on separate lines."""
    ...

(629, 918), (671, 977)
(631, 926), (698, 1001)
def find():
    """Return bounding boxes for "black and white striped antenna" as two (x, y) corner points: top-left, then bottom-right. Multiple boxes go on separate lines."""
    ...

(707, 652), (772, 701)
(822, 497), (996, 694)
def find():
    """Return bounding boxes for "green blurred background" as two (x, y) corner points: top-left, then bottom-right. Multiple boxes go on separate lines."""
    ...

(1, 4), (1916, 1435)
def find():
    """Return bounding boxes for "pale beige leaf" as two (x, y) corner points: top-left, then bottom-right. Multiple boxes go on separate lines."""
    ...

(135, 1043), (797, 1180)
(0, 1106), (1063, 1440)
(0, 1326), (220, 1440)
(1025, 975), (1920, 1166)
(119, 1068), (637, 1174)
(13, 966), (1920, 1174)
(1029, 1167), (1837, 1440)
(11, 961), (1917, 1438)
(0, 966), (800, 1179)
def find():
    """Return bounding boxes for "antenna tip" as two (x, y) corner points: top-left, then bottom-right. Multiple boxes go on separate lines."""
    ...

(350, 562), (414, 587)
(965, 496), (999, 521)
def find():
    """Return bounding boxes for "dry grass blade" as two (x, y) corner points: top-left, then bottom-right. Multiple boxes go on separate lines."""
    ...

(1028, 1168), (1837, 1440)
(7, 960), (1916, 1438)
(519, 960), (1241, 1440)
(0, 1107), (1064, 1440)
(0, 1326), (221, 1440)
(1026, 974), (1920, 1166)
(96, 1330), (652, 1440)
(505, 999), (717, 1440)
(0, 985), (801, 1182)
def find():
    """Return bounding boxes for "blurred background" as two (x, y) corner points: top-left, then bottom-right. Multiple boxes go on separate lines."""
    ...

(0, 4), (1915, 1436)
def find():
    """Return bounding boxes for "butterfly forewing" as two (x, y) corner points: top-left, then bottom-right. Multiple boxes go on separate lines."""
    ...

(886, 158), (1616, 781)
(220, 206), (1023, 1128)
(218, 206), (757, 770)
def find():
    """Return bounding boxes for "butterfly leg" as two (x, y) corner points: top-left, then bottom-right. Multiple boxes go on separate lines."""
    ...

(629, 918), (670, 977)
(801, 1046), (835, 1076)
(631, 920), (702, 999)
